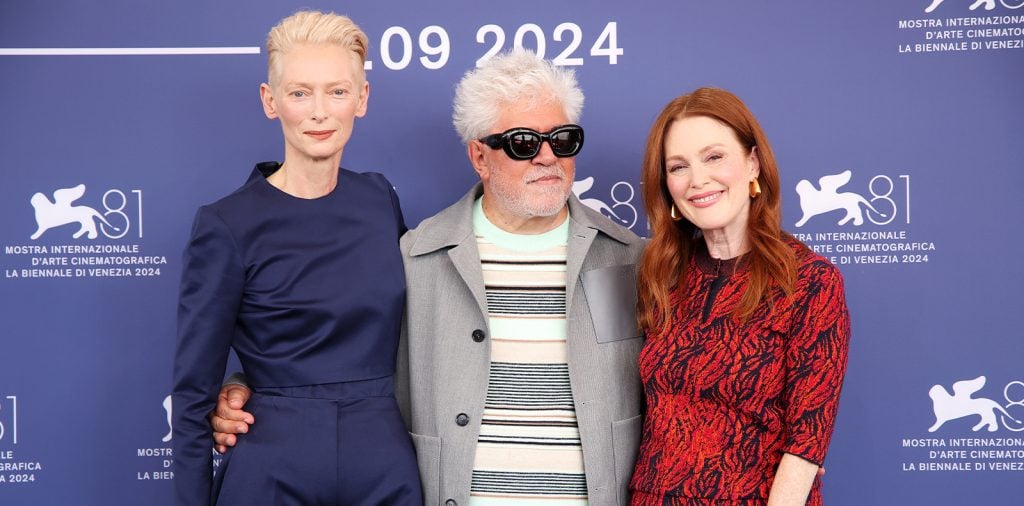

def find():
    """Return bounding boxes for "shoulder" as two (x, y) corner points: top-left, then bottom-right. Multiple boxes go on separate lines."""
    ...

(787, 235), (845, 293)
(208, 176), (262, 208)
(401, 186), (478, 257)
(192, 177), (267, 232)
(401, 203), (467, 255)
(344, 169), (401, 210)
(587, 231), (646, 267)
(567, 195), (645, 259)
(590, 223), (646, 265)
(340, 168), (395, 193)
(200, 162), (285, 217)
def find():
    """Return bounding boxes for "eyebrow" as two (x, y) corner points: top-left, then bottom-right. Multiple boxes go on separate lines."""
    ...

(283, 80), (355, 88)
(665, 142), (728, 161)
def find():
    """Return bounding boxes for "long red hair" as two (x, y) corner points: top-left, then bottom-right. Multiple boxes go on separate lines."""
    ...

(637, 87), (797, 334)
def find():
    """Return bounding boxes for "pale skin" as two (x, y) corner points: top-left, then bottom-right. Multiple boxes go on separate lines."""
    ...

(664, 116), (758, 261)
(259, 43), (369, 199)
(664, 115), (822, 505)
(767, 454), (822, 506)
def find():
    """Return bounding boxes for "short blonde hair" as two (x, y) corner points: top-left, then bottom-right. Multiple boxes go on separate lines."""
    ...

(266, 10), (369, 87)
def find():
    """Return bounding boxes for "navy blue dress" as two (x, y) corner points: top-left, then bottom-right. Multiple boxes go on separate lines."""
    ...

(173, 162), (422, 505)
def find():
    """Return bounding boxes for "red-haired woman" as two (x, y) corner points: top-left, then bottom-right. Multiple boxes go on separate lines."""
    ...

(630, 87), (850, 505)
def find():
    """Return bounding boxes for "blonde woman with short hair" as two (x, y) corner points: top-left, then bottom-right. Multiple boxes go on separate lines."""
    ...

(172, 11), (422, 505)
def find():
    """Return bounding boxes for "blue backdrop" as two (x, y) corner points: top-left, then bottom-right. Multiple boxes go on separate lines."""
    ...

(1, 1), (1022, 504)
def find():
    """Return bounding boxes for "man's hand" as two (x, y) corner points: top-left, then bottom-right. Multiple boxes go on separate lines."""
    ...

(209, 384), (254, 454)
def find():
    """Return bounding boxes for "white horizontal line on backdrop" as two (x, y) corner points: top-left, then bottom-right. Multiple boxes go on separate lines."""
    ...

(0, 47), (260, 56)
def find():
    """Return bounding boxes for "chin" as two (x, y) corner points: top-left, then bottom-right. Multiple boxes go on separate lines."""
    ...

(304, 147), (343, 160)
(527, 198), (569, 217)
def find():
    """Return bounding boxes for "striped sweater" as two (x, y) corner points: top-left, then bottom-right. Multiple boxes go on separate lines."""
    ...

(469, 198), (587, 506)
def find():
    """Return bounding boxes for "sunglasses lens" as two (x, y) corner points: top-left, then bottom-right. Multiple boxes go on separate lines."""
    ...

(549, 128), (582, 156)
(508, 132), (541, 159)
(485, 126), (583, 160)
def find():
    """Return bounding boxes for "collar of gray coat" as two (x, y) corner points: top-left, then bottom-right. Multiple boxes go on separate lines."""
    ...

(407, 182), (637, 257)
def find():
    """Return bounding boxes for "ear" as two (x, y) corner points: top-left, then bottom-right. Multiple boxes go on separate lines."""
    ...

(355, 80), (370, 118)
(468, 141), (490, 182)
(260, 83), (278, 120)
(748, 145), (761, 179)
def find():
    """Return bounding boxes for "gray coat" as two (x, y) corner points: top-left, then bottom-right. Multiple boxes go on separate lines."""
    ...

(396, 184), (646, 506)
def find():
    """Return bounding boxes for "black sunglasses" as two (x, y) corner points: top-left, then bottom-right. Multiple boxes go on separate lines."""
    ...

(478, 124), (585, 161)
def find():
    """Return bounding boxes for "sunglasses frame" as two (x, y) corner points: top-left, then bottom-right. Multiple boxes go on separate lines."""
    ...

(478, 124), (585, 161)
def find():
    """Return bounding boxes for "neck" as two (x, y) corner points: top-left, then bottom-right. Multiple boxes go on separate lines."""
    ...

(701, 228), (749, 260)
(268, 157), (340, 199)
(481, 196), (568, 235)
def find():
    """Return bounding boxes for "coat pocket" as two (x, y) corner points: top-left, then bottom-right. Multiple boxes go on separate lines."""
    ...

(581, 264), (641, 343)
(409, 432), (441, 506)
(612, 414), (642, 505)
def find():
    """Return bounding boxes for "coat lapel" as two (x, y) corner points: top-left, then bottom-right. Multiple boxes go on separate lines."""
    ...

(408, 184), (489, 321)
(447, 236), (488, 321)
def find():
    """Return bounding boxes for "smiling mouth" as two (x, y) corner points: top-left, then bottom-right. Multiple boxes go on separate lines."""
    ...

(690, 192), (723, 205)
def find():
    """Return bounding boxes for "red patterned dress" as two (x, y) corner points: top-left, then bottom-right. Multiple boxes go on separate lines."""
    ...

(630, 238), (850, 505)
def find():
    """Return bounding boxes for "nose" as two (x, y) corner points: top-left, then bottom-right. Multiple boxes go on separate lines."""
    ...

(689, 163), (710, 188)
(532, 139), (558, 165)
(311, 93), (327, 122)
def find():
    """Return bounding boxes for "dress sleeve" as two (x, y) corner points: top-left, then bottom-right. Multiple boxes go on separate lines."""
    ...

(172, 205), (244, 506)
(386, 177), (408, 236)
(780, 260), (850, 466)
(364, 171), (408, 237)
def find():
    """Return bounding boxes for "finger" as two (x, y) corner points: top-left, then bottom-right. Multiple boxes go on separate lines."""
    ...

(211, 415), (250, 434)
(210, 414), (230, 433)
(214, 394), (255, 424)
(225, 385), (251, 409)
(213, 432), (237, 448)
(214, 403), (255, 425)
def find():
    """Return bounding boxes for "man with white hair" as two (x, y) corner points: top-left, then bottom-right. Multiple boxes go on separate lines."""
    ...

(212, 50), (645, 505)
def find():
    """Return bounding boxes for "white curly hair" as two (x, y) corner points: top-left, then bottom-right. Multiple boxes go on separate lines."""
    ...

(452, 49), (584, 143)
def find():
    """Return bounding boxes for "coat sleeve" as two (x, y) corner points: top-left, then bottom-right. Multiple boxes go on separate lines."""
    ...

(172, 205), (244, 506)
(394, 231), (415, 430)
(780, 260), (851, 466)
